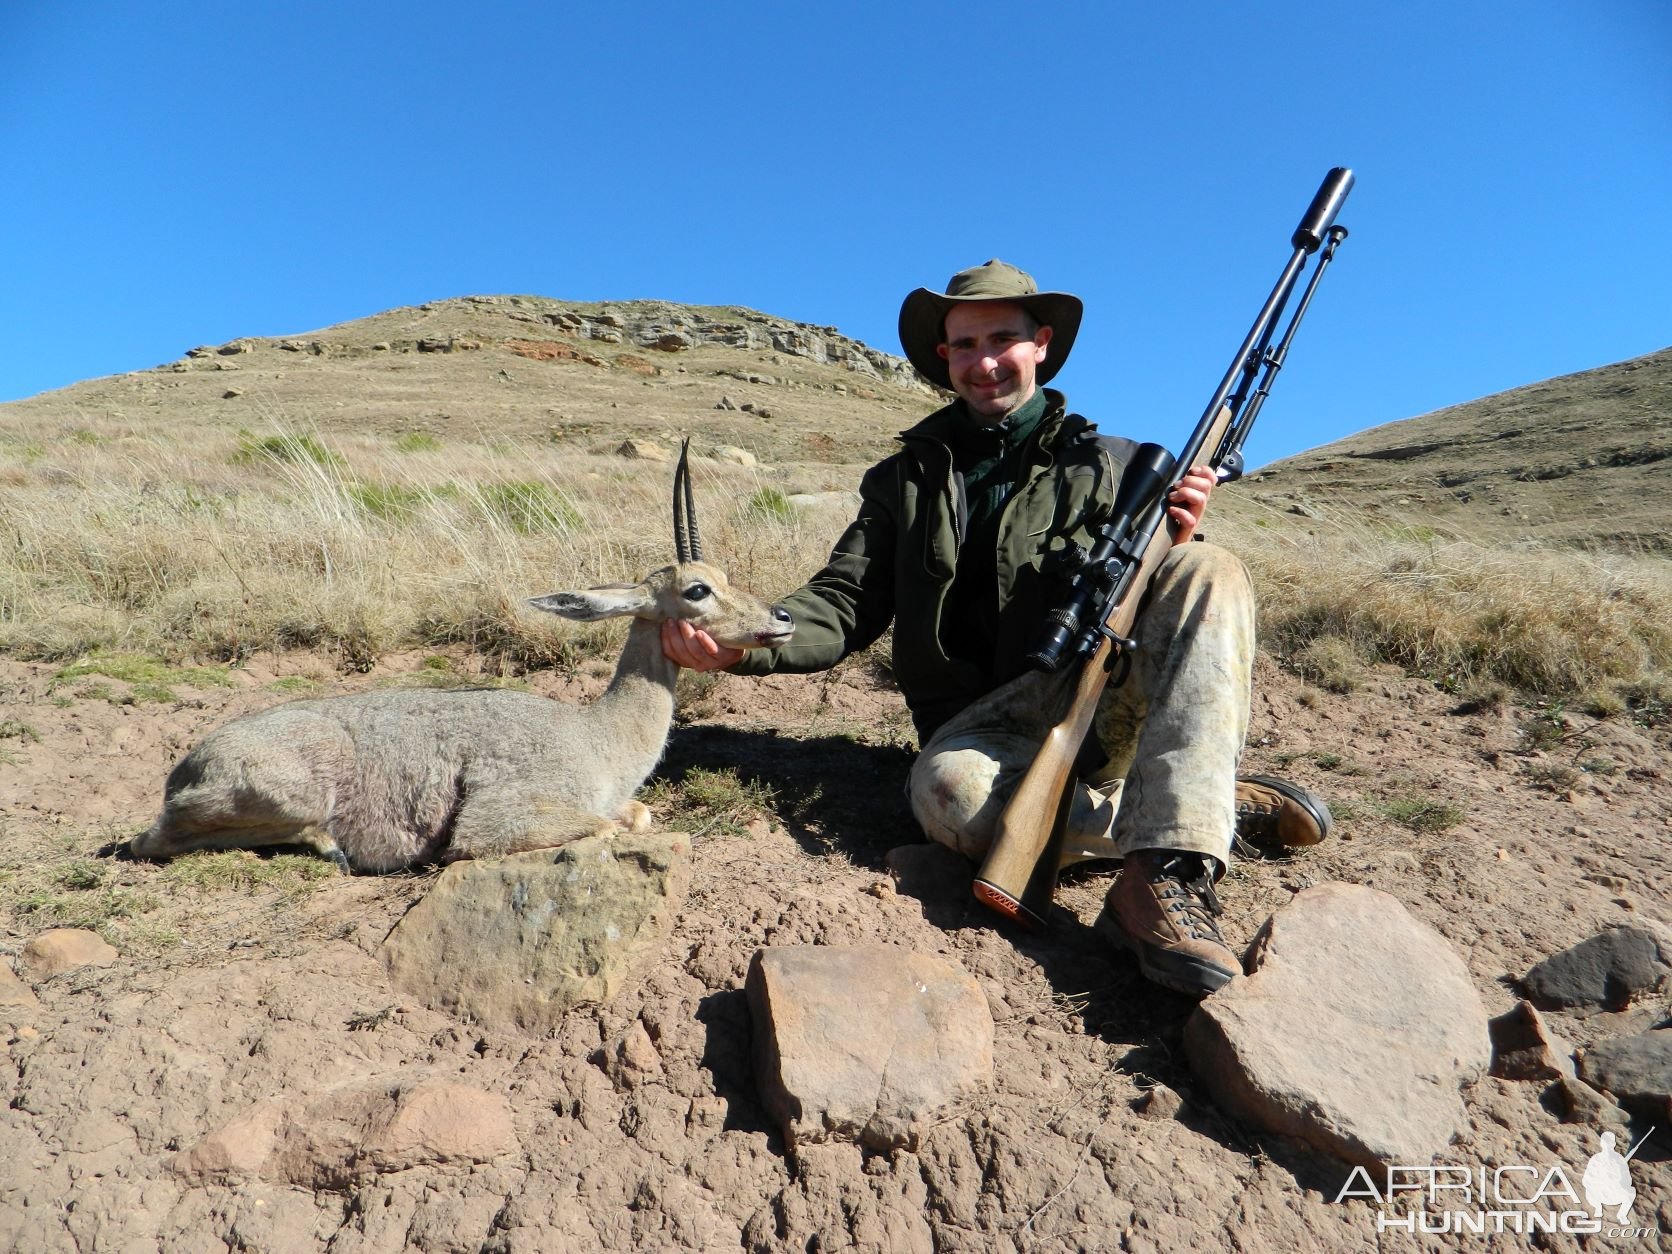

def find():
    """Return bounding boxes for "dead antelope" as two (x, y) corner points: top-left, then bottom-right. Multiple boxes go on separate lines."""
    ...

(130, 444), (792, 873)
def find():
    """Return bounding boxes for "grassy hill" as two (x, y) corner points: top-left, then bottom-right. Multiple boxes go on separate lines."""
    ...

(1241, 345), (1672, 552)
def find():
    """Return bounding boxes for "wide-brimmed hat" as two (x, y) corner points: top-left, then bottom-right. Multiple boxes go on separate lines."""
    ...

(897, 259), (1083, 390)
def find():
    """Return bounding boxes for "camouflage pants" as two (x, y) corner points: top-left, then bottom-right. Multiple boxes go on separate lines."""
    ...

(907, 542), (1255, 872)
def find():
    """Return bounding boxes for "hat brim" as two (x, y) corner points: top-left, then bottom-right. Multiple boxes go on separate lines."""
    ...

(898, 288), (1083, 391)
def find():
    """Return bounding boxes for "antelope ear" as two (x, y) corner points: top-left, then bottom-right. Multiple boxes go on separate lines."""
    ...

(529, 584), (653, 621)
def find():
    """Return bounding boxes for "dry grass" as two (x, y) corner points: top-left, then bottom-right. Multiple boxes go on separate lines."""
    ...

(0, 419), (835, 674)
(1223, 495), (1672, 714)
(3, 413), (1667, 714)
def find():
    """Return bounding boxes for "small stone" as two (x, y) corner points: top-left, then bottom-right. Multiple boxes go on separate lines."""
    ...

(1134, 1084), (1184, 1122)
(1488, 1001), (1575, 1081)
(1553, 1075), (1617, 1125)
(222, 388), (244, 399)
(603, 1021), (663, 1089)
(19, 928), (118, 978)
(715, 445), (757, 468)
(0, 963), (40, 1014)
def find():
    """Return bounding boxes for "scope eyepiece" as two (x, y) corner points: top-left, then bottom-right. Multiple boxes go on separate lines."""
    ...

(1026, 608), (1081, 672)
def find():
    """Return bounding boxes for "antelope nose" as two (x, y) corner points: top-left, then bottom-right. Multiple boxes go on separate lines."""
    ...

(771, 605), (793, 626)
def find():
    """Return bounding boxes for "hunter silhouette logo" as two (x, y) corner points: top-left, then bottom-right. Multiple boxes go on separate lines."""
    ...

(1335, 1126), (1661, 1237)
(1582, 1129), (1650, 1223)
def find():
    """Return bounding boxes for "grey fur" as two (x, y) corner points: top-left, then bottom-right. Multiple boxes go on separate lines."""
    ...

(130, 560), (791, 873)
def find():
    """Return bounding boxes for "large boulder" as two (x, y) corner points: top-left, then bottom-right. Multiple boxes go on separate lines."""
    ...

(1185, 882), (1490, 1168)
(747, 944), (993, 1153)
(381, 833), (691, 1034)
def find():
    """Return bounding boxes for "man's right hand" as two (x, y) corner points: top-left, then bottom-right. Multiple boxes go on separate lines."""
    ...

(661, 619), (745, 672)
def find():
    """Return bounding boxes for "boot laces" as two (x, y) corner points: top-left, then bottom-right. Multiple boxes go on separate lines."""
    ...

(1152, 852), (1225, 940)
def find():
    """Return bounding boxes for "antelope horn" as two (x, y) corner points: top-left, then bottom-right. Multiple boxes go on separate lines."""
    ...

(672, 438), (703, 562)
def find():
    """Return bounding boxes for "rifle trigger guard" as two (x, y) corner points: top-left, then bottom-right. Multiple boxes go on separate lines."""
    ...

(1097, 627), (1137, 683)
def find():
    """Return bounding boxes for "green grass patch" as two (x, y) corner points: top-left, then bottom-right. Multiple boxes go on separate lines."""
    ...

(1380, 797), (1466, 833)
(479, 481), (582, 534)
(159, 850), (340, 896)
(393, 432), (443, 453)
(52, 651), (234, 704)
(232, 432), (343, 468)
(0, 719), (42, 743)
(644, 766), (777, 839)
(347, 480), (438, 521)
(13, 884), (161, 930)
(743, 486), (794, 522)
(267, 676), (321, 694)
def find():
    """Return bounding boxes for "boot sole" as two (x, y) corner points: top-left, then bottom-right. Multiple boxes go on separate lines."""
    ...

(1238, 774), (1334, 847)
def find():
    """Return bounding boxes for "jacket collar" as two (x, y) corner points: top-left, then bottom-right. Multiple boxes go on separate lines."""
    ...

(898, 387), (1069, 449)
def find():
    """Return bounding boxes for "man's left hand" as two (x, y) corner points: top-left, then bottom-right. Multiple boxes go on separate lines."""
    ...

(1166, 464), (1216, 545)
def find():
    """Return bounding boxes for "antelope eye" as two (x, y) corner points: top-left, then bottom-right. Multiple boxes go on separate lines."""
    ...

(682, 582), (712, 602)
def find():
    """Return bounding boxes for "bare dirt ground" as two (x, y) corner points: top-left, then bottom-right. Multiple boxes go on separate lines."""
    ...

(3, 641), (1668, 1252)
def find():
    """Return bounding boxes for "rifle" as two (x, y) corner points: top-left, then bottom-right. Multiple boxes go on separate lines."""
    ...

(971, 167), (1355, 929)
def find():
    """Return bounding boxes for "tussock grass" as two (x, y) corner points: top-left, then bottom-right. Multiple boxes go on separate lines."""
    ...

(2, 414), (1667, 715)
(1225, 497), (1672, 712)
(643, 766), (778, 839)
(0, 422), (833, 673)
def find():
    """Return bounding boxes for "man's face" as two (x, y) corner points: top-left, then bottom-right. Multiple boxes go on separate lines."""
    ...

(937, 301), (1053, 421)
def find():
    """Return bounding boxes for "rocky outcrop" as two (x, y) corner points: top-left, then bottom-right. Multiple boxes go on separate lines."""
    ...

(1185, 882), (1490, 1168)
(216, 294), (941, 395)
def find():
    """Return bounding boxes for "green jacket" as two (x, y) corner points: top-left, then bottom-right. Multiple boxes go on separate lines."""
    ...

(732, 388), (1139, 740)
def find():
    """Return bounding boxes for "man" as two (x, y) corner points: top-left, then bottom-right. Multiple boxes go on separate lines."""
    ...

(663, 260), (1330, 998)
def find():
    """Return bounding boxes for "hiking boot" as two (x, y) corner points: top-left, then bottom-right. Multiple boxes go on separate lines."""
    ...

(1234, 774), (1333, 853)
(1099, 849), (1239, 997)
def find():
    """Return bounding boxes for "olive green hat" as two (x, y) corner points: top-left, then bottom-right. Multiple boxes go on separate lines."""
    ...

(897, 259), (1083, 390)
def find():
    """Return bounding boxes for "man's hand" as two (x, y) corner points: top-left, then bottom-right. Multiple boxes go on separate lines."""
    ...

(1166, 464), (1216, 546)
(661, 619), (744, 672)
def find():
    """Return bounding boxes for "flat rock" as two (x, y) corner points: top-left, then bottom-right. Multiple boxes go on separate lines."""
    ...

(19, 928), (118, 978)
(1577, 1029), (1672, 1121)
(747, 944), (993, 1153)
(715, 445), (757, 467)
(1185, 882), (1489, 1168)
(1488, 1000), (1576, 1081)
(381, 833), (690, 1034)
(1521, 926), (1671, 1012)
(615, 438), (670, 461)
(176, 1078), (517, 1187)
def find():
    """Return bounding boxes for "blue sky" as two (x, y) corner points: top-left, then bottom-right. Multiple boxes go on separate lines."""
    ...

(2, 2), (1668, 466)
